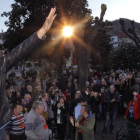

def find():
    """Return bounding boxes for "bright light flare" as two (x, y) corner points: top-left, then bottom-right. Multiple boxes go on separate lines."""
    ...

(63, 26), (73, 37)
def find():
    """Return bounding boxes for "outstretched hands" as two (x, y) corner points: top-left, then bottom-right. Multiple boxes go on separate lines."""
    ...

(37, 8), (57, 39)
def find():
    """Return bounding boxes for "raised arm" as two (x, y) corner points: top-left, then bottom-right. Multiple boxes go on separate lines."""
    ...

(5, 8), (56, 72)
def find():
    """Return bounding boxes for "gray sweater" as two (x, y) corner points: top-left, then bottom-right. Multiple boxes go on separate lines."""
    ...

(25, 109), (49, 140)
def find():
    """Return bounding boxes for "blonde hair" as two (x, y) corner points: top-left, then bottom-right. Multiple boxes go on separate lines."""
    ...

(24, 94), (31, 99)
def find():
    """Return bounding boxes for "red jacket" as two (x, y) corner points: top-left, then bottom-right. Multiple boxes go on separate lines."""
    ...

(125, 94), (140, 120)
(63, 91), (70, 103)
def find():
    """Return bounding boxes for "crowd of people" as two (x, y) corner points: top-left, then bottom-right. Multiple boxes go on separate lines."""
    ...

(2, 67), (140, 140)
(0, 6), (140, 140)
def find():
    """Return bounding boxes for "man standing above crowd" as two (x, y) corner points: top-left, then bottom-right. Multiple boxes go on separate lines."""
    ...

(102, 84), (120, 138)
(0, 7), (56, 140)
(0, 7), (56, 128)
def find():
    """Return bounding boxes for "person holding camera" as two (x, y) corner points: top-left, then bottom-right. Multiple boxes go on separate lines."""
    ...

(52, 96), (68, 140)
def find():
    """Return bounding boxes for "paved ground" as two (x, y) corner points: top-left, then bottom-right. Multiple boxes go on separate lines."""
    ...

(94, 115), (127, 140)
(51, 114), (128, 140)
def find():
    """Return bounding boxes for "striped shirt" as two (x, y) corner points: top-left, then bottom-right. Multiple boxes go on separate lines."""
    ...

(5, 113), (25, 135)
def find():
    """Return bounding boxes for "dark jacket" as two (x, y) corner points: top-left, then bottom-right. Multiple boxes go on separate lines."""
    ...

(88, 96), (100, 113)
(0, 32), (44, 127)
(52, 101), (68, 124)
(104, 90), (120, 112)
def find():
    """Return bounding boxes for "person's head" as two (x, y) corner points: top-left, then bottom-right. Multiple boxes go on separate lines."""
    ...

(121, 75), (125, 80)
(28, 77), (33, 81)
(86, 87), (90, 92)
(68, 82), (71, 87)
(37, 85), (42, 91)
(65, 88), (70, 93)
(13, 103), (23, 115)
(59, 97), (65, 104)
(109, 77), (113, 81)
(15, 85), (19, 90)
(93, 80), (97, 85)
(90, 91), (95, 96)
(10, 86), (14, 90)
(101, 87), (105, 93)
(85, 82), (89, 87)
(53, 79), (57, 83)
(16, 91), (21, 97)
(80, 105), (90, 117)
(24, 94), (31, 100)
(27, 85), (32, 92)
(76, 90), (81, 96)
(18, 77), (22, 81)
(94, 75), (98, 79)
(32, 101), (44, 115)
(21, 84), (25, 89)
(46, 76), (51, 81)
(75, 82), (78, 87)
(94, 91), (99, 98)
(36, 76), (41, 83)
(42, 93), (49, 100)
(74, 79), (78, 83)
(79, 97), (88, 106)
(75, 93), (80, 99)
(110, 84), (115, 94)
(6, 89), (12, 97)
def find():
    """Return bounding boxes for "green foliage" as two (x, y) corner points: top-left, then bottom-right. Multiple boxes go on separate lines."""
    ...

(2, 0), (56, 51)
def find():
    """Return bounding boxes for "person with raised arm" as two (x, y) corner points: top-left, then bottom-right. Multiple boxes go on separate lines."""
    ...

(0, 8), (56, 140)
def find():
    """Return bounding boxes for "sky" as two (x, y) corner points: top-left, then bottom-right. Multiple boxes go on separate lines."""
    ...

(0, 0), (140, 32)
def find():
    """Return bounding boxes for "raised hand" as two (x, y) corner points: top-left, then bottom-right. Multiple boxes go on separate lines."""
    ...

(42, 8), (57, 32)
(37, 8), (57, 39)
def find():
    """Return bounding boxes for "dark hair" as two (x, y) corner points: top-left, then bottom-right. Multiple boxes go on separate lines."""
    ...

(59, 96), (65, 102)
(13, 103), (22, 110)
(16, 90), (21, 93)
(79, 97), (88, 103)
(82, 105), (91, 114)
(110, 84), (115, 87)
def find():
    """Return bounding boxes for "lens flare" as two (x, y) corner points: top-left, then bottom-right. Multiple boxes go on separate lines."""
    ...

(63, 26), (73, 37)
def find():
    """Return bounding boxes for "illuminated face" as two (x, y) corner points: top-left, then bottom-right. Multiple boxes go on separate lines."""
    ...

(101, 88), (104, 93)
(16, 92), (21, 97)
(7, 91), (11, 96)
(36, 105), (44, 115)
(80, 106), (85, 116)
(59, 98), (64, 104)
(25, 95), (30, 100)
(14, 105), (23, 115)
(91, 91), (95, 96)
(110, 85), (115, 93)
